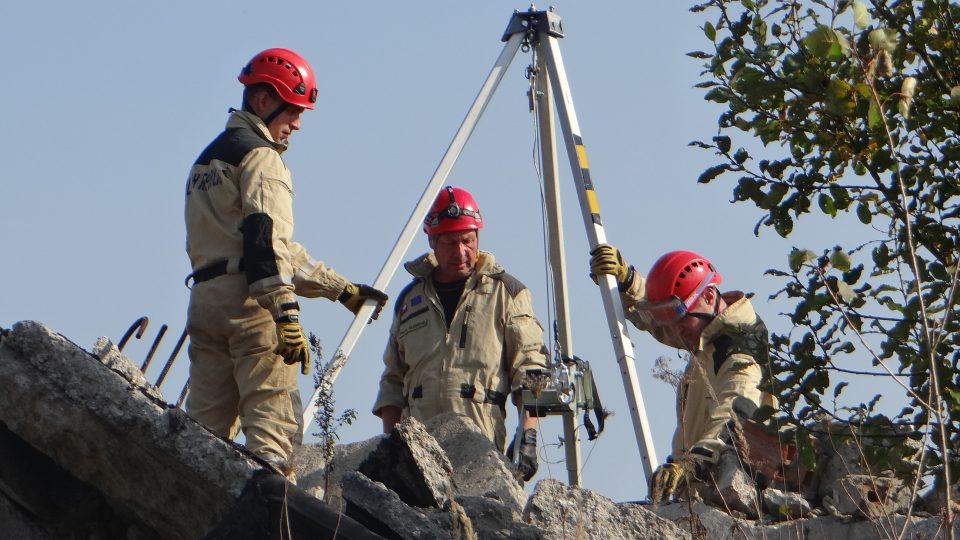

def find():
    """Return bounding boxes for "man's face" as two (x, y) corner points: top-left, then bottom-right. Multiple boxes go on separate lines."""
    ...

(265, 101), (304, 143)
(251, 89), (304, 143)
(431, 230), (478, 282)
(669, 290), (715, 351)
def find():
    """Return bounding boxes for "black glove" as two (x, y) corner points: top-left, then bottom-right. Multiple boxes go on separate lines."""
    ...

(518, 428), (539, 481)
(507, 428), (539, 482)
(338, 283), (389, 320)
(275, 321), (310, 375)
(589, 244), (634, 291)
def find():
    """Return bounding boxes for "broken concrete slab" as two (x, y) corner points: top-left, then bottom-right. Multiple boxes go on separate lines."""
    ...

(91, 336), (164, 402)
(830, 475), (910, 519)
(652, 497), (958, 539)
(919, 481), (960, 515)
(429, 495), (546, 540)
(0, 321), (263, 538)
(204, 470), (384, 540)
(423, 412), (528, 511)
(524, 479), (689, 540)
(652, 500), (740, 539)
(358, 416), (456, 509)
(761, 487), (812, 520)
(0, 492), (68, 540)
(704, 448), (761, 518)
(341, 470), (449, 539)
(291, 434), (381, 508)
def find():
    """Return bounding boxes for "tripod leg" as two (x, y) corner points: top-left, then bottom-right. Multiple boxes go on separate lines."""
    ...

(538, 35), (659, 486)
(535, 52), (582, 486)
(301, 33), (527, 437)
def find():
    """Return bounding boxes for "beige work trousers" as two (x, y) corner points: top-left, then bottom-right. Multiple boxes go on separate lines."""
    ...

(186, 274), (302, 462)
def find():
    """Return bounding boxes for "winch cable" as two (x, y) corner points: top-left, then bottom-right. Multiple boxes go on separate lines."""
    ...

(527, 54), (557, 481)
(527, 56), (606, 477)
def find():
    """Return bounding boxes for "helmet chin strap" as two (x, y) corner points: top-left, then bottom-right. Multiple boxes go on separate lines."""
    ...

(261, 102), (287, 128)
(240, 97), (287, 134)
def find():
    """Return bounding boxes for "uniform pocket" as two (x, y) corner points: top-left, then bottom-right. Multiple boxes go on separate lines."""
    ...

(258, 176), (294, 227)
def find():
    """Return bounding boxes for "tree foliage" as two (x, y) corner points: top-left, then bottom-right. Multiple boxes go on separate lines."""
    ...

(689, 0), (960, 493)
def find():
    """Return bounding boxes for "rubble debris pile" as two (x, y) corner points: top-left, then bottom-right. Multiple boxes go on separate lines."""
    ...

(1, 320), (959, 539)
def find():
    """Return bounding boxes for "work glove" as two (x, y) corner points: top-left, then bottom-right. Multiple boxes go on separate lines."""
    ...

(275, 320), (310, 375)
(649, 461), (686, 505)
(649, 447), (717, 504)
(507, 428), (539, 482)
(589, 244), (634, 291)
(338, 283), (389, 321)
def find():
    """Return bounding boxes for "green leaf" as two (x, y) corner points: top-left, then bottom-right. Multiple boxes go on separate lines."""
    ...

(829, 184), (851, 211)
(853, 2), (869, 29)
(804, 25), (851, 60)
(826, 78), (856, 117)
(856, 202), (873, 224)
(698, 164), (730, 184)
(947, 390), (960, 413)
(873, 243), (891, 267)
(868, 100), (883, 129)
(760, 183), (789, 209)
(734, 148), (750, 164)
(704, 21), (716, 41)
(818, 194), (838, 217)
(752, 405), (776, 422)
(830, 249), (852, 271)
(834, 381), (849, 399)
(713, 136), (732, 153)
(836, 280), (855, 302)
(704, 87), (730, 103)
(789, 248), (817, 272)
(951, 86), (960, 104)
(774, 214), (794, 237)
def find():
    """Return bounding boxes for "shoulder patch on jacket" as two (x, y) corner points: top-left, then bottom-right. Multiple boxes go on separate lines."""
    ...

(195, 126), (273, 168)
(489, 271), (527, 298)
(711, 317), (769, 375)
(394, 279), (421, 316)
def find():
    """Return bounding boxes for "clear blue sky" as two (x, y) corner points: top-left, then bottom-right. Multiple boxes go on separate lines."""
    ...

(2, 1), (894, 502)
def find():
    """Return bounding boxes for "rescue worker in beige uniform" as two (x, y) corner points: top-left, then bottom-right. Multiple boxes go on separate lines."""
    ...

(373, 187), (548, 481)
(589, 245), (771, 503)
(184, 48), (387, 466)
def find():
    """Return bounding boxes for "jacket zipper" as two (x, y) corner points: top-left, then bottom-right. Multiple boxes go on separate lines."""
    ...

(458, 305), (472, 349)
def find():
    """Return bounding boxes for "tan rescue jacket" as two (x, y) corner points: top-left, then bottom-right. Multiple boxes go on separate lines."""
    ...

(373, 251), (548, 448)
(621, 274), (773, 460)
(185, 110), (349, 321)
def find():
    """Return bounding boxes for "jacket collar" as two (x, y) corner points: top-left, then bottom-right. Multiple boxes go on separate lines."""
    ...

(696, 291), (753, 350)
(226, 109), (288, 154)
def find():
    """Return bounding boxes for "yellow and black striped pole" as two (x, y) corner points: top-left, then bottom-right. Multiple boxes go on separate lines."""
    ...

(538, 25), (659, 485)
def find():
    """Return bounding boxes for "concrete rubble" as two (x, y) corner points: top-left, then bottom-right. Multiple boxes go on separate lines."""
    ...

(2, 319), (960, 539)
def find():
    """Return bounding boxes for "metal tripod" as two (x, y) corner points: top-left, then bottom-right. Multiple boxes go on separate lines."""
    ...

(301, 6), (657, 487)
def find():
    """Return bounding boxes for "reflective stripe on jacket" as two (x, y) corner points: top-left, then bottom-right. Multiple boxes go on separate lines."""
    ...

(373, 251), (548, 449)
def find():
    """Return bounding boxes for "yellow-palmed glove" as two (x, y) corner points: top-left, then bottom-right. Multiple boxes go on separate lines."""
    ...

(589, 244), (634, 290)
(338, 283), (389, 321)
(649, 462), (686, 505)
(276, 321), (310, 375)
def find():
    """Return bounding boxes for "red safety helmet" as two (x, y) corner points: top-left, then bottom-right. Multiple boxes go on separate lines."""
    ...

(423, 186), (483, 236)
(635, 250), (722, 326)
(238, 48), (318, 109)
